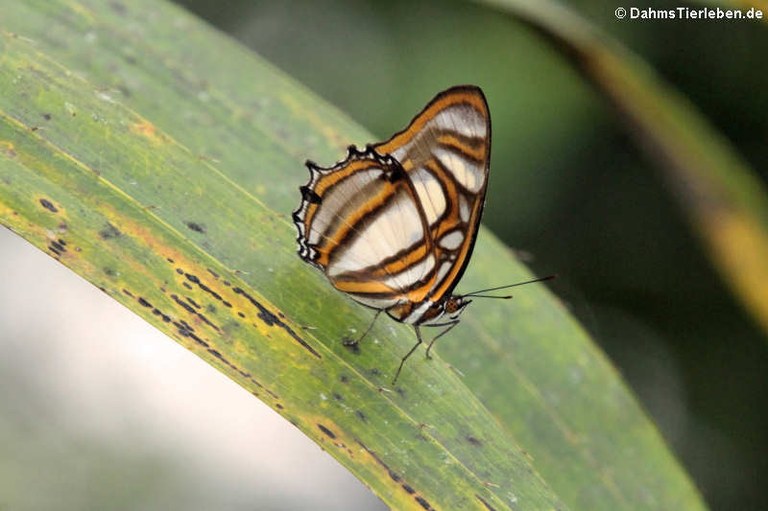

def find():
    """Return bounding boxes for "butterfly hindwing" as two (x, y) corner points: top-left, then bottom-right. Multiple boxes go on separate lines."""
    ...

(294, 148), (435, 310)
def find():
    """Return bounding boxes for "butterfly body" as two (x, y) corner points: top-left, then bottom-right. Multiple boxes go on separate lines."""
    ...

(293, 85), (491, 380)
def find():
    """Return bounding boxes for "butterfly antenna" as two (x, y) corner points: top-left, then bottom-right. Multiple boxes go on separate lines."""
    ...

(462, 274), (556, 299)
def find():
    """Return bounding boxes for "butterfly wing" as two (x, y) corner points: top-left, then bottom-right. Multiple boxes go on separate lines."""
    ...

(293, 148), (435, 310)
(293, 85), (491, 319)
(373, 85), (491, 307)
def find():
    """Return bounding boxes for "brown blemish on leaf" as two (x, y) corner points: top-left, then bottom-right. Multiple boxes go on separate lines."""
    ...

(355, 440), (435, 510)
(185, 221), (206, 233)
(1, 141), (17, 157)
(184, 272), (230, 306)
(465, 435), (483, 447)
(231, 286), (321, 358)
(110, 1), (127, 14)
(173, 319), (205, 345)
(151, 308), (172, 323)
(317, 423), (337, 439)
(475, 494), (497, 511)
(306, 419), (357, 458)
(99, 222), (122, 239)
(170, 293), (221, 332)
(48, 241), (65, 257)
(415, 496), (432, 510)
(48, 239), (67, 256)
(131, 120), (155, 137)
(130, 120), (168, 144)
(171, 293), (196, 313)
(39, 198), (58, 213)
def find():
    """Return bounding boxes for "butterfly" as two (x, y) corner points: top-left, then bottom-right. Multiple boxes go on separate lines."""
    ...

(293, 85), (551, 382)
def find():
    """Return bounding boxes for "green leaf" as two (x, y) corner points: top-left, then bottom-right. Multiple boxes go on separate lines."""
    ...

(0, 1), (706, 510)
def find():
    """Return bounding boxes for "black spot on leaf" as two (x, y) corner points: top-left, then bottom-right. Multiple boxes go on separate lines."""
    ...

(185, 221), (206, 233)
(39, 198), (58, 213)
(99, 222), (122, 240)
(317, 424), (336, 439)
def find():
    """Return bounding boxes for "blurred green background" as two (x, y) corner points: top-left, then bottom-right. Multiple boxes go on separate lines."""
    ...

(171, 0), (768, 509)
(1, 1), (766, 510)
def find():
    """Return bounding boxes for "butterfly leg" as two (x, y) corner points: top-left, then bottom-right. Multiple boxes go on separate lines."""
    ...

(344, 309), (383, 347)
(392, 326), (424, 384)
(425, 320), (460, 359)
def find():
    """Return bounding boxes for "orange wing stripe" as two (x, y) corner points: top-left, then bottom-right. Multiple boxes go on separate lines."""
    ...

(375, 89), (488, 156)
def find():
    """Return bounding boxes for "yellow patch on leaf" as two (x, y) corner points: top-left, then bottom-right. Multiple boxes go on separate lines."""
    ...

(130, 120), (168, 144)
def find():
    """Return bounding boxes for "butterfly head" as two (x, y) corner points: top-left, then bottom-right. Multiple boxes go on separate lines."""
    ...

(419, 295), (471, 325)
(444, 295), (472, 318)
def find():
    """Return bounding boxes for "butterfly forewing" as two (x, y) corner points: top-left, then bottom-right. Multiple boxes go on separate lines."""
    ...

(293, 85), (491, 323)
(373, 86), (490, 309)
